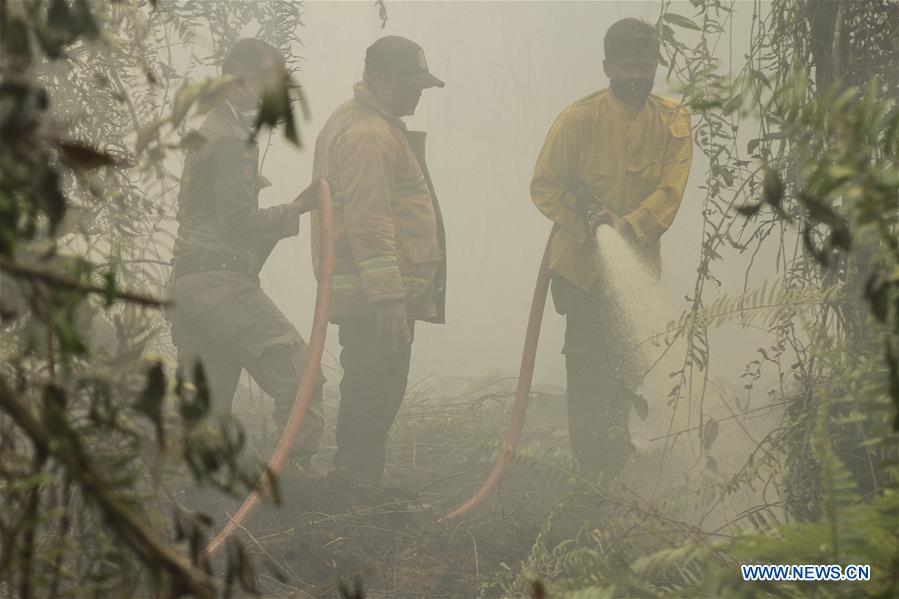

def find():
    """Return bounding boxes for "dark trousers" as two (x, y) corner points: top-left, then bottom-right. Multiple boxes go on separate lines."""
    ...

(334, 318), (412, 484)
(175, 336), (324, 456)
(565, 352), (635, 478)
(553, 276), (642, 479)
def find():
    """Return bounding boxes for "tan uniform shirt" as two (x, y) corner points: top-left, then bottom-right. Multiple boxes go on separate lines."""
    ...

(531, 89), (693, 290)
(173, 104), (303, 270)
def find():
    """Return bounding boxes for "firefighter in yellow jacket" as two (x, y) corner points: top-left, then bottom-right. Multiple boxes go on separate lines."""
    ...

(531, 19), (692, 478)
(311, 36), (446, 488)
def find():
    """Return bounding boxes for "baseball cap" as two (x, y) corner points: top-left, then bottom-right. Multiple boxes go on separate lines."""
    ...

(365, 36), (445, 89)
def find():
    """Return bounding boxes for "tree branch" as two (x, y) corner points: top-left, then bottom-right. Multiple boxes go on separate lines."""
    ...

(0, 257), (168, 308)
(0, 377), (213, 599)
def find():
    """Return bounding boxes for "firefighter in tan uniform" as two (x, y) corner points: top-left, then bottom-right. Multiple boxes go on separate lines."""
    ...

(531, 19), (693, 478)
(168, 39), (324, 473)
(311, 36), (446, 487)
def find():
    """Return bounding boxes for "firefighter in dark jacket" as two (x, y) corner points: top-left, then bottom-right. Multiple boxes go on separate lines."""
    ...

(168, 39), (324, 472)
(311, 36), (446, 487)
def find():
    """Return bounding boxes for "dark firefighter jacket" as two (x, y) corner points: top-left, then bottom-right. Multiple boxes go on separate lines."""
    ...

(311, 82), (447, 323)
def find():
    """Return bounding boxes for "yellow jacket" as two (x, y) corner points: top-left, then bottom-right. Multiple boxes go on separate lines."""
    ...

(531, 89), (693, 291)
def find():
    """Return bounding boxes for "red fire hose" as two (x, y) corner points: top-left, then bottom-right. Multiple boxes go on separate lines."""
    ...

(439, 232), (552, 522)
(201, 180), (335, 559)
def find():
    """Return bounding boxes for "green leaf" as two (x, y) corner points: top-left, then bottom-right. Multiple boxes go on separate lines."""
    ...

(252, 68), (301, 146)
(864, 273), (890, 323)
(632, 393), (649, 420)
(59, 141), (118, 169)
(762, 167), (784, 208)
(72, 0), (100, 40)
(174, 130), (208, 152)
(11, 471), (58, 492)
(32, 26), (66, 60)
(193, 75), (237, 116)
(171, 80), (201, 127)
(882, 107), (899, 155)
(134, 117), (167, 156)
(47, 0), (72, 31)
(2, 17), (33, 62)
(826, 164), (856, 182)
(662, 12), (702, 32)
(54, 311), (86, 355)
(102, 268), (117, 307)
(702, 417), (719, 450)
(43, 383), (68, 412)
(749, 69), (772, 90)
(179, 359), (210, 426)
(723, 93), (742, 115)
(141, 363), (166, 403)
(659, 23), (676, 42)
(38, 170), (68, 234)
(136, 361), (167, 448)
(736, 201), (762, 217)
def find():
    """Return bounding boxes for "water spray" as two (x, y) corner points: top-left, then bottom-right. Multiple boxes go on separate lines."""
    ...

(201, 179), (335, 559)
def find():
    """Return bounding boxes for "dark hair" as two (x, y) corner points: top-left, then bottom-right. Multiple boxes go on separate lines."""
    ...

(604, 18), (660, 61)
(222, 38), (284, 76)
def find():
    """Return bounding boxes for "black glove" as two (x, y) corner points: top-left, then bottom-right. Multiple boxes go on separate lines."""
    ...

(573, 184), (635, 240)
(569, 181), (606, 234)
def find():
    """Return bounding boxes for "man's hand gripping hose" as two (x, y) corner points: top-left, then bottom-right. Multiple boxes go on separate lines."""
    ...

(574, 181), (634, 239)
(200, 180), (335, 559)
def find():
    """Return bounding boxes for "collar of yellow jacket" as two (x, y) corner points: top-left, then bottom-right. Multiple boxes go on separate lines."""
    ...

(353, 82), (406, 127)
(604, 88), (651, 122)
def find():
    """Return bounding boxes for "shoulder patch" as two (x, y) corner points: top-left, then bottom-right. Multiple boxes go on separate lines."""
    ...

(241, 154), (256, 182)
(652, 93), (681, 110)
(666, 108), (691, 138)
(656, 97), (691, 138)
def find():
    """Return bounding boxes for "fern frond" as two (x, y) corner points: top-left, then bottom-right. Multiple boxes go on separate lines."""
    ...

(812, 399), (865, 562)
(641, 279), (844, 346)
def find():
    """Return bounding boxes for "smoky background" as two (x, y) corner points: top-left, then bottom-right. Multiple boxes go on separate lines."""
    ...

(145, 0), (792, 528)
(4, 0), (896, 594)
(126, 1), (793, 514)
(243, 1), (780, 405)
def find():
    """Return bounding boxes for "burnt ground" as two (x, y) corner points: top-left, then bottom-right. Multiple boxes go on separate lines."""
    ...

(180, 376), (696, 598)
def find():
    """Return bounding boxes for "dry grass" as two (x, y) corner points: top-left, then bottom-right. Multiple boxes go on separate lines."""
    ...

(200, 378), (572, 598)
